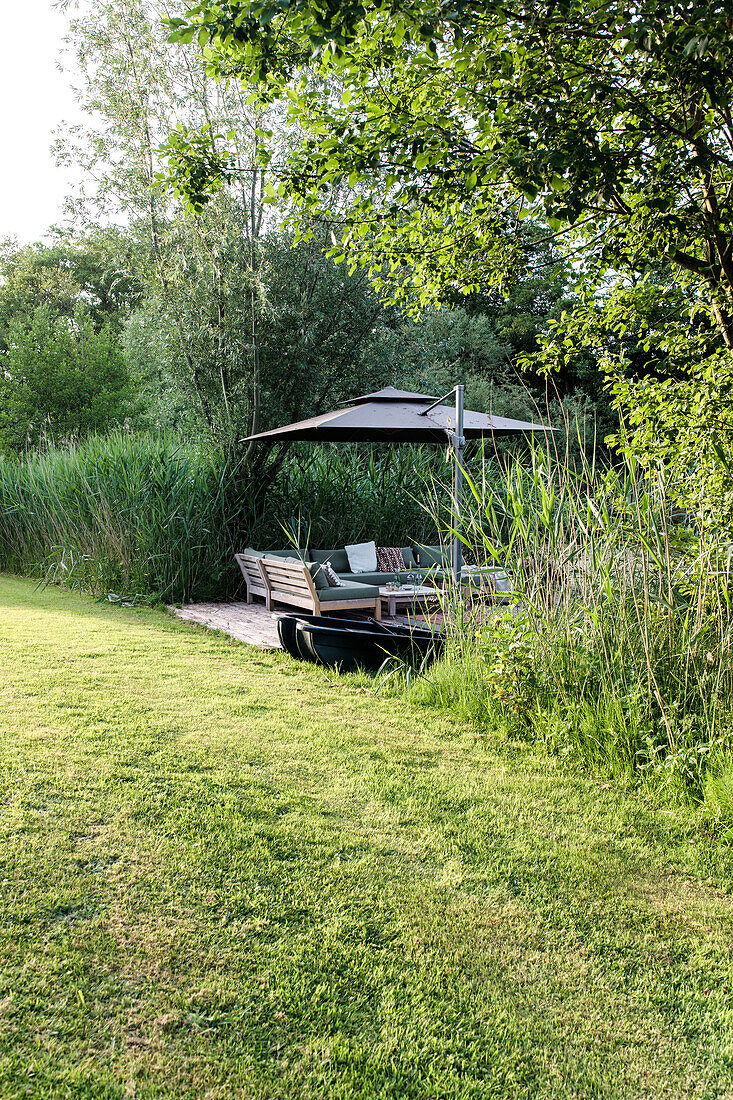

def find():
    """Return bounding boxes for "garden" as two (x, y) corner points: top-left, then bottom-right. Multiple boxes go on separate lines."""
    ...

(3, 0), (733, 1095)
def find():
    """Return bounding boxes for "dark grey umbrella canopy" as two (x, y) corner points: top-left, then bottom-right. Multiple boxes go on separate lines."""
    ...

(243, 386), (552, 444)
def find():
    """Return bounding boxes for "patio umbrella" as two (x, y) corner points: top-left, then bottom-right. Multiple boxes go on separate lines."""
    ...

(243, 385), (553, 581)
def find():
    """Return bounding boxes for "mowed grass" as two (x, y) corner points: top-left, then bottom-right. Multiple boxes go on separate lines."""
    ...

(1, 576), (733, 1099)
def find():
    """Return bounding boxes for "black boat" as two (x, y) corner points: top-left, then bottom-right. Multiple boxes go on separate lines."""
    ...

(275, 612), (441, 664)
(276, 613), (388, 661)
(294, 618), (444, 673)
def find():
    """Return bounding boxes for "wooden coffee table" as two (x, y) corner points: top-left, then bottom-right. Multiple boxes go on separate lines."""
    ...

(379, 584), (442, 618)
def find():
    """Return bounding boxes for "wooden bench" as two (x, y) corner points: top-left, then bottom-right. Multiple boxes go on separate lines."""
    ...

(236, 554), (381, 619)
(234, 552), (269, 606)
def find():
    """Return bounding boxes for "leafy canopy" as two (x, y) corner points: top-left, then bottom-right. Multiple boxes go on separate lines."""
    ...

(168, 2), (733, 323)
(165, 1), (733, 526)
(0, 307), (131, 454)
(0, 235), (140, 350)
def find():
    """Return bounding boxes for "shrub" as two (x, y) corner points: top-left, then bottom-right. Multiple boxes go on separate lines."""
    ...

(409, 446), (733, 798)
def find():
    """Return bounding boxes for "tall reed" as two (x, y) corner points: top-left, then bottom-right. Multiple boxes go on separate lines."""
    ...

(0, 434), (439, 602)
(412, 446), (733, 799)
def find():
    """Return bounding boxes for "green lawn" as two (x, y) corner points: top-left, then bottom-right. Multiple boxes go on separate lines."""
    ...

(1, 575), (733, 1099)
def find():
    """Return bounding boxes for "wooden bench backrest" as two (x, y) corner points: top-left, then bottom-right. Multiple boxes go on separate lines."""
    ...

(234, 553), (267, 592)
(235, 551), (379, 616)
(259, 557), (318, 602)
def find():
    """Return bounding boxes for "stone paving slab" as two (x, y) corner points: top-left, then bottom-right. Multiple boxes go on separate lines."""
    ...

(170, 600), (443, 650)
(171, 601), (281, 648)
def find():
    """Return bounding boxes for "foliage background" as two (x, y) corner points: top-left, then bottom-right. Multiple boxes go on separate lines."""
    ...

(6, 0), (733, 807)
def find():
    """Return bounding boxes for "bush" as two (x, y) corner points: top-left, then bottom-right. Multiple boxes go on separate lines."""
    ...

(403, 446), (733, 799)
(0, 307), (131, 453)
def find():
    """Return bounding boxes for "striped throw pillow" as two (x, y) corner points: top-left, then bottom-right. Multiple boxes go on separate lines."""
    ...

(322, 561), (345, 587)
(376, 546), (406, 572)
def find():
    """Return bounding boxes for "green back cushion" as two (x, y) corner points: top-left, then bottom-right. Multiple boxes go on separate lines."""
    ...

(401, 547), (416, 568)
(309, 548), (350, 573)
(307, 562), (330, 590)
(415, 544), (446, 567)
(255, 548), (298, 559)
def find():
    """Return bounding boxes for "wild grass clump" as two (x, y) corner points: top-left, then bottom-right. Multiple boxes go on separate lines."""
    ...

(0, 434), (251, 602)
(0, 434), (438, 602)
(273, 444), (443, 549)
(409, 447), (733, 802)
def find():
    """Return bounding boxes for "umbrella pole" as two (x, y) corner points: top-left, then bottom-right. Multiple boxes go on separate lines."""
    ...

(452, 385), (465, 587)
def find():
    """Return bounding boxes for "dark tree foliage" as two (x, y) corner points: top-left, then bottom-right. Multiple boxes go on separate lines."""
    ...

(165, 0), (733, 522)
(257, 228), (393, 427)
(167, 1), (733, 324)
(0, 234), (141, 351)
(0, 307), (131, 454)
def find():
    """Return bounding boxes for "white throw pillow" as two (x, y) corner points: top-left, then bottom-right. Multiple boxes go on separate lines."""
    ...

(345, 540), (378, 573)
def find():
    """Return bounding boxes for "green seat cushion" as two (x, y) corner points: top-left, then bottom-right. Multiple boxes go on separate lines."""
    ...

(338, 571), (386, 586)
(310, 548), (350, 573)
(460, 573), (490, 588)
(317, 583), (379, 602)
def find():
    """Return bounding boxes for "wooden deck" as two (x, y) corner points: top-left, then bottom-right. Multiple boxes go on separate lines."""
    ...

(170, 600), (445, 649)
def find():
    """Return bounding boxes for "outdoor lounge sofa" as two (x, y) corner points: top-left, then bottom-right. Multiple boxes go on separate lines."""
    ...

(262, 545), (509, 589)
(236, 544), (510, 615)
(235, 551), (382, 618)
(305, 545), (443, 587)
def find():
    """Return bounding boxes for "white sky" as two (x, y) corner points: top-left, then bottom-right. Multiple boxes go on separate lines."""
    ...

(0, 0), (85, 244)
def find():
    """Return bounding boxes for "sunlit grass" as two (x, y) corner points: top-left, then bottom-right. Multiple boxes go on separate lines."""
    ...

(2, 574), (733, 1097)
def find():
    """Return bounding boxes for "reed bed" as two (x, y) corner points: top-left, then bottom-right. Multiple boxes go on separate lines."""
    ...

(272, 444), (444, 549)
(405, 448), (733, 806)
(6, 429), (729, 804)
(0, 434), (438, 603)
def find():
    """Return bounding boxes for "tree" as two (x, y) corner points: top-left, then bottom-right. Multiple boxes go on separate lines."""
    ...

(123, 222), (394, 435)
(255, 227), (392, 425)
(58, 0), (272, 450)
(167, 0), (733, 521)
(169, 2), (733, 318)
(60, 0), (401, 453)
(0, 233), (140, 351)
(0, 306), (131, 453)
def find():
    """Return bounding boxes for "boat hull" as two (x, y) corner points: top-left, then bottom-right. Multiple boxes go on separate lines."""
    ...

(276, 613), (387, 660)
(295, 620), (444, 673)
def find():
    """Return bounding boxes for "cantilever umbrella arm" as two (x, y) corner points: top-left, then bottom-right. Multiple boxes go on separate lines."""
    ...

(419, 385), (465, 586)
